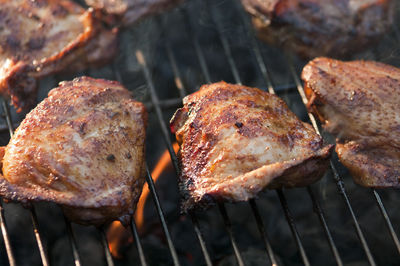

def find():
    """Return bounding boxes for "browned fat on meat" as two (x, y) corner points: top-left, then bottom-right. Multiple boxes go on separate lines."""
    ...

(240, 0), (394, 59)
(302, 57), (400, 188)
(171, 81), (332, 211)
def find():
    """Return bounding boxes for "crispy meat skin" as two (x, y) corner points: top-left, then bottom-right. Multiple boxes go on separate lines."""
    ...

(241, 0), (394, 59)
(0, 0), (118, 111)
(302, 57), (400, 188)
(0, 77), (147, 226)
(171, 82), (332, 210)
(85, 0), (182, 26)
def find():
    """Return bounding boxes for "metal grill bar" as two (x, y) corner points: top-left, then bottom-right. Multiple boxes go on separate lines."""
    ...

(179, 9), (211, 84)
(144, 165), (181, 266)
(180, 8), (212, 84)
(232, 6), (274, 95)
(249, 199), (279, 266)
(371, 189), (400, 254)
(306, 187), (342, 265)
(130, 219), (148, 266)
(0, 199), (15, 266)
(0, 123), (18, 133)
(207, 0), (242, 85)
(162, 35), (188, 97)
(63, 215), (82, 266)
(1, 99), (50, 266)
(100, 228), (115, 266)
(189, 212), (213, 266)
(276, 189), (310, 266)
(286, 64), (322, 135)
(218, 203), (245, 266)
(1, 100), (13, 137)
(231, 2), (343, 265)
(29, 206), (50, 266)
(287, 63), (377, 266)
(155, 17), (187, 98)
(136, 51), (181, 176)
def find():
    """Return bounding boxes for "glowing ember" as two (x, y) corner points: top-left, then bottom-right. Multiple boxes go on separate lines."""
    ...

(107, 143), (179, 258)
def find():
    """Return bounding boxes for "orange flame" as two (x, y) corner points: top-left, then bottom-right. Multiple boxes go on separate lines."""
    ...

(107, 220), (131, 259)
(135, 142), (179, 230)
(107, 143), (179, 258)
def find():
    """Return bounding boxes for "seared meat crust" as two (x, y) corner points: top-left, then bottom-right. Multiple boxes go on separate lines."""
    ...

(0, 77), (147, 225)
(0, 0), (118, 111)
(302, 57), (400, 188)
(241, 0), (394, 59)
(171, 82), (332, 211)
(85, 0), (183, 26)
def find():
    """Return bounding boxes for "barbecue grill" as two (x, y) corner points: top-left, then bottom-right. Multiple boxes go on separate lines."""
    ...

(1, 0), (400, 265)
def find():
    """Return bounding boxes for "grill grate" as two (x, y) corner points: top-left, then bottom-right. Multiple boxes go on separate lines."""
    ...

(0, 199), (15, 266)
(100, 227), (115, 266)
(63, 213), (81, 266)
(0, 0), (399, 265)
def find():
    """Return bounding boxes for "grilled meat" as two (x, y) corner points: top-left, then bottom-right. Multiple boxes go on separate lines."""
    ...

(302, 57), (400, 188)
(0, 77), (147, 226)
(241, 0), (394, 59)
(0, 0), (118, 111)
(85, 0), (183, 26)
(170, 82), (332, 210)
